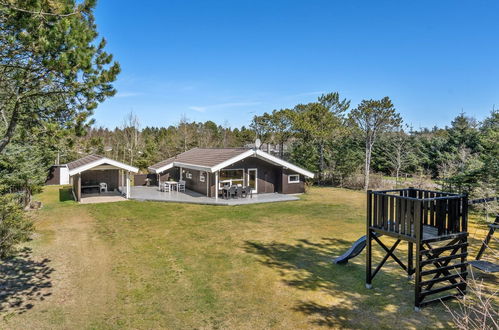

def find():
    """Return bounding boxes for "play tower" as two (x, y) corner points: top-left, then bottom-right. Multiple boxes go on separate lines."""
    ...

(366, 187), (468, 310)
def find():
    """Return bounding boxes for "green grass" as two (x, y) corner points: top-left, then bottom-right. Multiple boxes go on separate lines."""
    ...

(1, 185), (496, 329)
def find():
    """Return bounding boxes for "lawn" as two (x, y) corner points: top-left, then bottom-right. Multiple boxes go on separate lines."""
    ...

(0, 186), (496, 329)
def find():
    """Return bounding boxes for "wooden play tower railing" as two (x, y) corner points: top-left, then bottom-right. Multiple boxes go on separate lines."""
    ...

(366, 187), (468, 310)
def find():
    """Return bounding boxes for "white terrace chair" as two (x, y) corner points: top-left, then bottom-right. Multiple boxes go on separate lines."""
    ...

(178, 180), (186, 192)
(99, 182), (107, 193)
(163, 182), (170, 192)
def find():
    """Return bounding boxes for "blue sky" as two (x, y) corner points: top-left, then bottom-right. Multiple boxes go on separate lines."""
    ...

(93, 1), (499, 129)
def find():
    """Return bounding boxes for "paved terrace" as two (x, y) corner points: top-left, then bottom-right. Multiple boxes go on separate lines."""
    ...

(81, 191), (127, 204)
(130, 186), (300, 205)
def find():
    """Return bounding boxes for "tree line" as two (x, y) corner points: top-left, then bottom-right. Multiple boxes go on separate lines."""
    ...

(71, 93), (498, 198)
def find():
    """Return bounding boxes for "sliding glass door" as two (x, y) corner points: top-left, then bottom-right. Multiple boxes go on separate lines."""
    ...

(247, 168), (257, 193)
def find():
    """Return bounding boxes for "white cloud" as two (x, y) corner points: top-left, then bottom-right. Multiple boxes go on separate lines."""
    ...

(189, 106), (207, 112)
(116, 92), (143, 98)
(188, 101), (261, 112)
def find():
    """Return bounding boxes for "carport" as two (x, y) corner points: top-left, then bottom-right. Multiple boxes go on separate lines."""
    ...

(67, 154), (138, 202)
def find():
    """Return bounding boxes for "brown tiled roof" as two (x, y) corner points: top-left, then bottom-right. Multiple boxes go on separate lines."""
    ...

(149, 148), (250, 170)
(66, 154), (104, 171)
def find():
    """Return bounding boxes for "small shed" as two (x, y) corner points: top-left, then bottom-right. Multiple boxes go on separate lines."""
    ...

(46, 164), (70, 185)
(67, 155), (138, 202)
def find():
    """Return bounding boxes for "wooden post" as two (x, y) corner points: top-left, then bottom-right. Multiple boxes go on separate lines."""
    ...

(414, 200), (422, 311)
(126, 171), (130, 198)
(206, 172), (209, 197)
(462, 193), (468, 232)
(121, 170), (125, 192)
(408, 242), (413, 278)
(215, 171), (219, 200)
(366, 190), (373, 289)
(77, 174), (81, 202)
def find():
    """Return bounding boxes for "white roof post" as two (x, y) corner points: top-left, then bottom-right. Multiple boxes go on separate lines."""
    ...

(126, 171), (130, 198)
(215, 171), (219, 200)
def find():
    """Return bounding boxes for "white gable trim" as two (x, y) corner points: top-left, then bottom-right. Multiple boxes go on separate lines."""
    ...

(68, 158), (138, 176)
(210, 149), (256, 172)
(148, 161), (174, 174)
(254, 150), (314, 178)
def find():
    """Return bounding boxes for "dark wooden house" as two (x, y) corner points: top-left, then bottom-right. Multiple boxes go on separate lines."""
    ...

(148, 148), (314, 199)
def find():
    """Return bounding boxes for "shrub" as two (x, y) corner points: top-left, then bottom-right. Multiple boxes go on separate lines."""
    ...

(443, 271), (498, 330)
(0, 194), (34, 258)
(342, 172), (387, 190)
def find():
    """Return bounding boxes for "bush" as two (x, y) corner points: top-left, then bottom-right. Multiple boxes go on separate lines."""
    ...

(342, 172), (387, 190)
(0, 194), (34, 258)
(443, 271), (498, 330)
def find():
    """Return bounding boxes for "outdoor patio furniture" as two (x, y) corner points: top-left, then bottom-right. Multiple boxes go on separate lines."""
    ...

(236, 186), (243, 198)
(227, 185), (237, 199)
(82, 184), (100, 194)
(100, 182), (108, 193)
(178, 180), (186, 192)
(220, 186), (227, 199)
(163, 181), (177, 191)
(242, 186), (253, 198)
(162, 182), (171, 192)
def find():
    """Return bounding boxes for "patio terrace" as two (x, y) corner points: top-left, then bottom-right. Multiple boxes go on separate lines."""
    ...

(80, 191), (127, 204)
(130, 186), (299, 205)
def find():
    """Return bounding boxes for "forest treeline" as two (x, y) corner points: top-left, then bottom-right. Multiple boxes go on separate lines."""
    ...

(71, 92), (498, 198)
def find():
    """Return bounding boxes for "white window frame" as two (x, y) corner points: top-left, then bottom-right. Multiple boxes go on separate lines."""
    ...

(200, 172), (205, 182)
(288, 174), (300, 184)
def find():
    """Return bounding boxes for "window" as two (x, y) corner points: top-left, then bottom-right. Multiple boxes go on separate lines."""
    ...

(200, 172), (205, 182)
(219, 169), (244, 188)
(288, 174), (300, 183)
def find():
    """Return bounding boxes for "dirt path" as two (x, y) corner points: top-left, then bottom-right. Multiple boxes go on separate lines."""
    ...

(1, 206), (116, 329)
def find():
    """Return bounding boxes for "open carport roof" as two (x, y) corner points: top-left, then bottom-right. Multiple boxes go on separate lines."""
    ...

(67, 154), (139, 176)
(148, 148), (314, 178)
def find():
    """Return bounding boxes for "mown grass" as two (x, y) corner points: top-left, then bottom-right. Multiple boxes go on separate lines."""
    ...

(1, 185), (496, 329)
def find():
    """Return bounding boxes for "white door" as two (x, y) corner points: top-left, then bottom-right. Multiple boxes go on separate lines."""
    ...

(59, 166), (70, 185)
(247, 168), (257, 193)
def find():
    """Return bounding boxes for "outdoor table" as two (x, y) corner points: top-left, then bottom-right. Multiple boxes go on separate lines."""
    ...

(164, 181), (178, 191)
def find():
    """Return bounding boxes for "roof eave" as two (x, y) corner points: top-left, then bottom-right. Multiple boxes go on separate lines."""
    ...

(173, 161), (212, 173)
(254, 149), (314, 178)
(210, 149), (256, 172)
(149, 162), (174, 174)
(68, 157), (139, 176)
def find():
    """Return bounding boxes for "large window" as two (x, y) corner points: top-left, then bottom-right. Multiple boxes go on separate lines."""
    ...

(219, 169), (244, 188)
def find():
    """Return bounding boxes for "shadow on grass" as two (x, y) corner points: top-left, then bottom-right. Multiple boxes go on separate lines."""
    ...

(0, 248), (54, 315)
(59, 188), (73, 202)
(244, 237), (453, 328)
